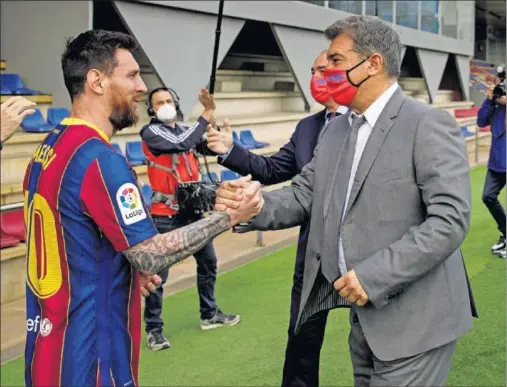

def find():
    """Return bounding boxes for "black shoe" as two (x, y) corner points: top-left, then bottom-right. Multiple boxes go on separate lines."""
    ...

(492, 235), (506, 254)
(200, 309), (240, 330)
(146, 329), (171, 351)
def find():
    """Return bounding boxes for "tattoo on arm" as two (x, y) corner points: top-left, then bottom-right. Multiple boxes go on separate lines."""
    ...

(124, 211), (231, 273)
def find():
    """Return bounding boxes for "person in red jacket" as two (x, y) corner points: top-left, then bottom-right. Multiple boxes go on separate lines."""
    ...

(140, 87), (240, 351)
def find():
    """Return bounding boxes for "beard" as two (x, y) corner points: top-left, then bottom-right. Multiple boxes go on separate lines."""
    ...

(108, 89), (140, 135)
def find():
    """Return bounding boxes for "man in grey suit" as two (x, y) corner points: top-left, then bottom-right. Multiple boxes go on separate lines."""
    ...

(215, 15), (478, 386)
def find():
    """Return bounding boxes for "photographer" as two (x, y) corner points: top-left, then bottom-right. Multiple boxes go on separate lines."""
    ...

(477, 65), (506, 259)
(140, 87), (240, 351)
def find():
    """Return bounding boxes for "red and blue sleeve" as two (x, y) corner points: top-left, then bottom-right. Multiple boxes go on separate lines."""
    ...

(80, 149), (158, 252)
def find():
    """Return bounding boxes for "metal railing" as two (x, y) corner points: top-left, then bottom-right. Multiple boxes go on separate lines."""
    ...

(1, 202), (23, 212)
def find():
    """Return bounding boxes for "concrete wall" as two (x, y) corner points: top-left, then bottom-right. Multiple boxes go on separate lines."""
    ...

(138, 0), (475, 57)
(0, 0), (92, 108)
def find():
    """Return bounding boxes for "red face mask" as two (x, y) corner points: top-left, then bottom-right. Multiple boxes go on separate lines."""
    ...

(310, 75), (331, 104)
(324, 58), (370, 106)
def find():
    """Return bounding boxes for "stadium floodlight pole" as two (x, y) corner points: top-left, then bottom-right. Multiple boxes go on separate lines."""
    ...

(209, 0), (224, 95)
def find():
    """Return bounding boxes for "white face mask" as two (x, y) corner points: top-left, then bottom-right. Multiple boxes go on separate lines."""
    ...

(156, 103), (177, 123)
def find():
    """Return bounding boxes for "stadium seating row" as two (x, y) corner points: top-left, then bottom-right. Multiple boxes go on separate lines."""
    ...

(469, 59), (498, 93)
(1, 73), (42, 95)
(118, 129), (269, 166)
(20, 107), (70, 132)
(0, 209), (24, 249)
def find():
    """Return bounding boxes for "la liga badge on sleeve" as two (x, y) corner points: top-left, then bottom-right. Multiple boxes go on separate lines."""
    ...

(116, 183), (147, 225)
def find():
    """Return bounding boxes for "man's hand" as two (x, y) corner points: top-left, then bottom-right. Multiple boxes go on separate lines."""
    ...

(333, 269), (369, 307)
(486, 85), (495, 100)
(1, 96), (36, 143)
(199, 88), (216, 111)
(139, 271), (162, 297)
(497, 95), (506, 105)
(215, 175), (264, 226)
(207, 118), (233, 155)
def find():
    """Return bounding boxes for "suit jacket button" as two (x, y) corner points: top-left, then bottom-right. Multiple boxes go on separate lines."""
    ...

(316, 254), (321, 260)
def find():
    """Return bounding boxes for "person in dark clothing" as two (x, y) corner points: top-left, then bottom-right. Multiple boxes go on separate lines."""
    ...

(140, 87), (240, 351)
(207, 51), (347, 387)
(477, 75), (506, 259)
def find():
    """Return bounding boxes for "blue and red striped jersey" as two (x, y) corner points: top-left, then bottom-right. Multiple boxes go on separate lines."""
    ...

(23, 118), (158, 387)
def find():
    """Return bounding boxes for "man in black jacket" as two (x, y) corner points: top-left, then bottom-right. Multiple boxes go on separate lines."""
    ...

(207, 51), (347, 387)
(140, 87), (240, 351)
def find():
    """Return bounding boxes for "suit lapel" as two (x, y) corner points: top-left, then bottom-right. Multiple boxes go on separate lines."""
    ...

(344, 88), (406, 216)
(310, 109), (327, 153)
(323, 113), (352, 218)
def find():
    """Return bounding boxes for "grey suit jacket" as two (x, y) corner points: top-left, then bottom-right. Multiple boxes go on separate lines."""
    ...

(251, 87), (477, 361)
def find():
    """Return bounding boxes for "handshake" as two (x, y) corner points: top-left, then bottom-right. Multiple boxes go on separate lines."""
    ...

(214, 175), (265, 226)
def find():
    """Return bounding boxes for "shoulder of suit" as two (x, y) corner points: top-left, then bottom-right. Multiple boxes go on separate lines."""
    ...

(318, 111), (354, 140)
(298, 109), (326, 127)
(402, 95), (439, 116)
(400, 96), (458, 127)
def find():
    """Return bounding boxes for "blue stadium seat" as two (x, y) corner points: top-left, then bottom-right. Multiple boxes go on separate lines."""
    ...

(20, 108), (55, 133)
(232, 131), (241, 144)
(125, 141), (145, 165)
(202, 172), (219, 183)
(240, 130), (270, 149)
(1, 84), (12, 95)
(0, 73), (41, 95)
(111, 143), (123, 155)
(232, 130), (255, 149)
(220, 170), (239, 181)
(47, 107), (70, 126)
(141, 184), (153, 211)
(461, 126), (475, 138)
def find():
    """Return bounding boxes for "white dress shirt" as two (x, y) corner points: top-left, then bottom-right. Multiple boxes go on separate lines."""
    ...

(337, 82), (400, 276)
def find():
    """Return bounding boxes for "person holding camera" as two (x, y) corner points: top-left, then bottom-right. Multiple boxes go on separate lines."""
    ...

(140, 87), (240, 351)
(477, 65), (506, 259)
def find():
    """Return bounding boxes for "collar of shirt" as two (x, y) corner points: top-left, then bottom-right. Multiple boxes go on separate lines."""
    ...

(326, 105), (349, 118)
(348, 82), (399, 127)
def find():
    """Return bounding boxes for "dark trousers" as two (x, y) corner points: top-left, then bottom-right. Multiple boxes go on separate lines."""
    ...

(144, 215), (218, 332)
(282, 253), (328, 387)
(482, 169), (506, 237)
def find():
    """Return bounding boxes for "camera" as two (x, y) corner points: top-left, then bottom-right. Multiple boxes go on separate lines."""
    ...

(493, 64), (506, 100)
(176, 181), (220, 219)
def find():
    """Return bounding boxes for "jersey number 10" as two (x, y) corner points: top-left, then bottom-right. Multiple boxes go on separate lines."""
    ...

(24, 192), (63, 299)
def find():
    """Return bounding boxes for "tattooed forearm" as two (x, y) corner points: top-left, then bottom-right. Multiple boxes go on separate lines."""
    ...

(124, 211), (231, 273)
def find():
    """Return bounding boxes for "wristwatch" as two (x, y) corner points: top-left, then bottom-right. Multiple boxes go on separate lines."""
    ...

(232, 219), (255, 234)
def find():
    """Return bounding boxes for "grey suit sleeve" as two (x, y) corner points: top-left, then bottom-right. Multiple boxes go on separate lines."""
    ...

(354, 109), (471, 310)
(250, 149), (317, 231)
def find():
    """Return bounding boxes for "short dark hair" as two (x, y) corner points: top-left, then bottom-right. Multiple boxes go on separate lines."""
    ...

(61, 29), (137, 101)
(324, 15), (402, 78)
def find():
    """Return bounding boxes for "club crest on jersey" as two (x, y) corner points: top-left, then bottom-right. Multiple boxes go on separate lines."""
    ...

(40, 318), (53, 337)
(116, 183), (146, 225)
